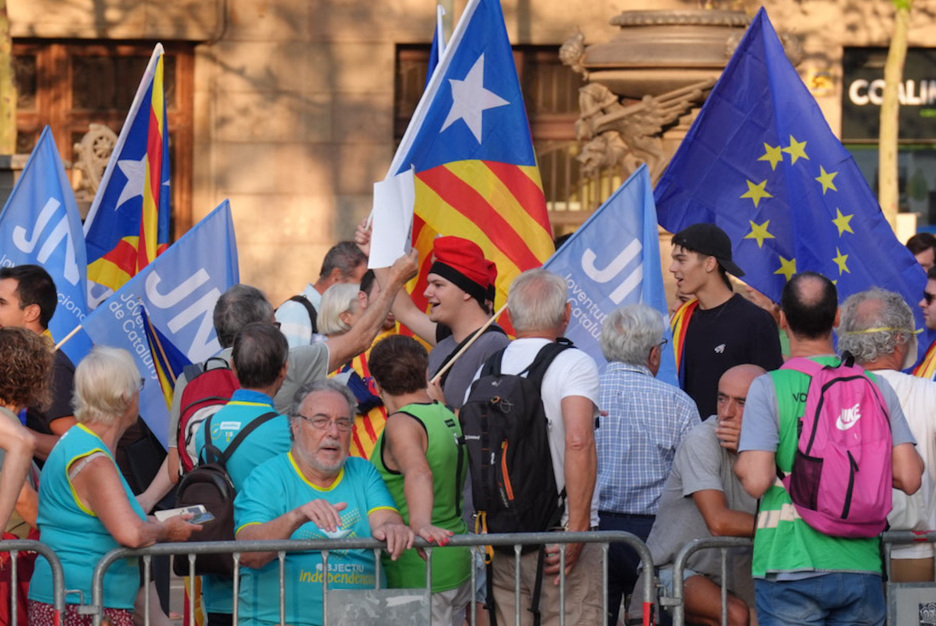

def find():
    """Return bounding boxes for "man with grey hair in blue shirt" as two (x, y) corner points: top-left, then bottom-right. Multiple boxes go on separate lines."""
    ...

(596, 303), (700, 626)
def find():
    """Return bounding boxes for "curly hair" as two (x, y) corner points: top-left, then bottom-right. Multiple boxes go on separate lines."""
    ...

(839, 288), (916, 365)
(0, 327), (54, 411)
(369, 335), (429, 396)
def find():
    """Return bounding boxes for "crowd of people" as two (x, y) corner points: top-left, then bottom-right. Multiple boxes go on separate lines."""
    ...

(0, 220), (933, 626)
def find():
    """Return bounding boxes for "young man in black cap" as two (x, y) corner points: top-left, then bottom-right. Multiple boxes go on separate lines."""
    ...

(669, 223), (782, 419)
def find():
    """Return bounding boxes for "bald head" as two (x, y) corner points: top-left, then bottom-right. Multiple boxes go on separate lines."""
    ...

(781, 272), (837, 340)
(716, 364), (766, 425)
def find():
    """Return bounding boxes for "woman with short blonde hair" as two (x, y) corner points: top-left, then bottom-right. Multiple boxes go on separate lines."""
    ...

(28, 347), (201, 626)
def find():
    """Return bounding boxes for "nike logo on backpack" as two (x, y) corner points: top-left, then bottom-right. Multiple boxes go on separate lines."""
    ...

(835, 404), (862, 431)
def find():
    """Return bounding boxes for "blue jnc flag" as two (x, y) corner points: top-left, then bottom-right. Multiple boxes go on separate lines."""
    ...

(81, 200), (239, 446)
(545, 165), (677, 384)
(655, 8), (931, 359)
(0, 127), (92, 364)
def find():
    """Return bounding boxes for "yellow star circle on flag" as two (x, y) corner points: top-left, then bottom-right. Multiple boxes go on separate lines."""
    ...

(832, 208), (855, 236)
(833, 247), (850, 274)
(775, 255), (797, 281)
(758, 143), (784, 170)
(745, 220), (775, 248)
(741, 180), (773, 208)
(782, 135), (809, 165)
(816, 166), (838, 195)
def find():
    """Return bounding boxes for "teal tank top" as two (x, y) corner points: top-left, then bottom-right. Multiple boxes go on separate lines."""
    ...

(29, 424), (147, 609)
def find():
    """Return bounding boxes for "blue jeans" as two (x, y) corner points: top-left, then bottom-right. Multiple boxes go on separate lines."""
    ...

(598, 512), (655, 626)
(755, 573), (885, 626)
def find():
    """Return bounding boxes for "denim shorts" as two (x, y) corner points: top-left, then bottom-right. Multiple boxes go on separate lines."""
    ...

(754, 572), (885, 626)
(657, 566), (701, 597)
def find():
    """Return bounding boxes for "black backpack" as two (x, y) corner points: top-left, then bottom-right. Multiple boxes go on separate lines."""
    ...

(172, 411), (278, 577)
(286, 294), (318, 334)
(461, 339), (572, 552)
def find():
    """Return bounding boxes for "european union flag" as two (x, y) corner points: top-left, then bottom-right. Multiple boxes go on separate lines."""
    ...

(0, 126), (93, 364)
(81, 200), (239, 446)
(389, 0), (554, 332)
(545, 164), (677, 385)
(655, 8), (931, 358)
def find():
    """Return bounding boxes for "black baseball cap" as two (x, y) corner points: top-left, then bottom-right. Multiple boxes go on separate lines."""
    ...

(672, 223), (745, 277)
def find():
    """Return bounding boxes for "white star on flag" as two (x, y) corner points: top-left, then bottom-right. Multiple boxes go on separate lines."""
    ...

(441, 53), (509, 143)
(115, 154), (147, 209)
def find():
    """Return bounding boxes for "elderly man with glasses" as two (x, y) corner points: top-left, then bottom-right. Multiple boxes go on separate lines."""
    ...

(596, 303), (701, 626)
(236, 378), (414, 626)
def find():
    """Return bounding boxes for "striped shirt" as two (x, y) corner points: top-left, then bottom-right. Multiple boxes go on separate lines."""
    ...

(275, 284), (322, 348)
(597, 362), (701, 515)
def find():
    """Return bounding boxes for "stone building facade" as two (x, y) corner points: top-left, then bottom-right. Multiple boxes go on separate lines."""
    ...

(9, 0), (936, 304)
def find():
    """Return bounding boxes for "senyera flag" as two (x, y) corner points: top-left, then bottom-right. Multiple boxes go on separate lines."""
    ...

(389, 0), (554, 333)
(84, 43), (172, 309)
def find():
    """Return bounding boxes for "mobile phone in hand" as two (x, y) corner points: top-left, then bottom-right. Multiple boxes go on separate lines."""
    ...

(189, 510), (215, 525)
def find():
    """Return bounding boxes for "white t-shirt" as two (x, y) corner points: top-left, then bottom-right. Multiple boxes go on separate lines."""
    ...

(877, 369), (936, 559)
(466, 337), (601, 526)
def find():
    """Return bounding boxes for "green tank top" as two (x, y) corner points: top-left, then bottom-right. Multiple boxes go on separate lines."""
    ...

(754, 357), (882, 577)
(372, 401), (471, 591)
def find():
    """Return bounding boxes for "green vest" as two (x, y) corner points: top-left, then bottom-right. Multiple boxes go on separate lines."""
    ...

(372, 401), (471, 591)
(753, 356), (882, 577)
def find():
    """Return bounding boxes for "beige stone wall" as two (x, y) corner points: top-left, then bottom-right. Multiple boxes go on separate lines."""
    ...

(10, 0), (936, 304)
(10, 0), (220, 39)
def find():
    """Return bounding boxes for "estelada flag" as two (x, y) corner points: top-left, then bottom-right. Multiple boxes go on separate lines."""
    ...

(84, 43), (172, 308)
(389, 0), (554, 330)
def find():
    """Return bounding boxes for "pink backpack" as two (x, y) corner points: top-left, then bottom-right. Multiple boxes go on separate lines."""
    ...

(781, 356), (893, 538)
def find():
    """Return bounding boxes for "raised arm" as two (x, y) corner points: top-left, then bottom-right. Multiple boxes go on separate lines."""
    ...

(356, 220), (437, 345)
(325, 251), (419, 371)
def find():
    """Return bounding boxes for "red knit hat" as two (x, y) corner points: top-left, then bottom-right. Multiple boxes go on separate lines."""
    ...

(430, 236), (493, 305)
(485, 259), (498, 302)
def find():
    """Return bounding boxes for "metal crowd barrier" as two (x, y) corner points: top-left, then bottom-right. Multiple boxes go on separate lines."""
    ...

(883, 530), (936, 626)
(89, 531), (654, 626)
(661, 536), (753, 626)
(657, 531), (936, 626)
(0, 539), (66, 626)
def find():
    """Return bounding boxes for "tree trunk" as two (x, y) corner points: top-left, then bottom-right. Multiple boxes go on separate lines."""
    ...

(0, 0), (15, 154)
(879, 0), (914, 229)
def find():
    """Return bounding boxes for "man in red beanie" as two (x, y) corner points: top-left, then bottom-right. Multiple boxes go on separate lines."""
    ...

(355, 226), (508, 409)
(399, 236), (509, 409)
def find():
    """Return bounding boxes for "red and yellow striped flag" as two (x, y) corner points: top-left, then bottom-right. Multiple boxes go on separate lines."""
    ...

(84, 43), (172, 307)
(389, 0), (554, 327)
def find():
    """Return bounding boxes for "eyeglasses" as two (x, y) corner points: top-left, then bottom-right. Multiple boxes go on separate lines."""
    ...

(138, 378), (146, 392)
(925, 291), (936, 306)
(298, 415), (354, 432)
(658, 338), (669, 349)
